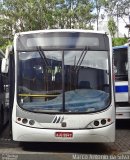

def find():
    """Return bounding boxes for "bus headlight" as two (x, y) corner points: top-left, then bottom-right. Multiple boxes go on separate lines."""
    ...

(86, 118), (112, 129)
(16, 117), (35, 126)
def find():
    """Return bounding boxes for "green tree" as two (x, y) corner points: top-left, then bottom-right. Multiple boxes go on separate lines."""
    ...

(74, 0), (94, 29)
(54, 0), (95, 29)
(107, 17), (117, 37)
(112, 37), (128, 46)
(103, 0), (130, 37)
(0, 0), (58, 49)
(92, 0), (108, 30)
(0, 0), (96, 49)
(0, 0), (96, 31)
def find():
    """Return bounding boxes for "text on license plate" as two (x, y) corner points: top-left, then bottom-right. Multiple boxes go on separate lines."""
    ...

(55, 132), (73, 138)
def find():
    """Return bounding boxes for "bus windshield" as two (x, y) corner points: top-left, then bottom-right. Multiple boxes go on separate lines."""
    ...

(17, 32), (110, 113)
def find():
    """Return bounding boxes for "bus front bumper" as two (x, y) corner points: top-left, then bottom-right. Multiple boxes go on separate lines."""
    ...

(12, 121), (115, 142)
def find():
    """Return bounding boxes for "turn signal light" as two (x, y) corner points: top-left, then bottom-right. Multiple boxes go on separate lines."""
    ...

(87, 118), (112, 129)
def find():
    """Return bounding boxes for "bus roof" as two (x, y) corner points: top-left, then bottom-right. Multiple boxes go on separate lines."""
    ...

(113, 45), (128, 50)
(15, 29), (107, 36)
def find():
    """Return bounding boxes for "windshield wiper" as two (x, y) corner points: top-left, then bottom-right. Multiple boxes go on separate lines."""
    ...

(74, 46), (88, 72)
(37, 47), (50, 69)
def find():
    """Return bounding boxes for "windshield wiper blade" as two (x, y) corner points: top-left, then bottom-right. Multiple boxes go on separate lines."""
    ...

(37, 47), (50, 69)
(74, 46), (88, 72)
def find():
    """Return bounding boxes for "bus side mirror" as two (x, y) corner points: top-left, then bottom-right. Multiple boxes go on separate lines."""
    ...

(1, 45), (13, 73)
(1, 58), (9, 73)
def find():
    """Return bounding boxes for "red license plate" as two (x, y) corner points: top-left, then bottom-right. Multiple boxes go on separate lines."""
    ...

(55, 132), (73, 138)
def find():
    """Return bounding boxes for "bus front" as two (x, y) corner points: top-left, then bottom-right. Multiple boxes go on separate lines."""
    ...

(12, 30), (115, 142)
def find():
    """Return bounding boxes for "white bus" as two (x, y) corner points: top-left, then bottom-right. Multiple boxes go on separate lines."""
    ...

(113, 45), (130, 119)
(0, 49), (9, 130)
(128, 39), (130, 116)
(2, 29), (115, 142)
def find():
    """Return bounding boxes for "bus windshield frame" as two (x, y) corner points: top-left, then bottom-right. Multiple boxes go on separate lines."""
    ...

(16, 31), (111, 114)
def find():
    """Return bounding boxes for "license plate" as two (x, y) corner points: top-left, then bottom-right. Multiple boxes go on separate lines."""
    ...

(55, 132), (73, 138)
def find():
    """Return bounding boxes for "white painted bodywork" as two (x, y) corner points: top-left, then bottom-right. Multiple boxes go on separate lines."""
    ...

(115, 81), (128, 102)
(12, 121), (115, 142)
(10, 29), (115, 142)
(12, 104), (115, 142)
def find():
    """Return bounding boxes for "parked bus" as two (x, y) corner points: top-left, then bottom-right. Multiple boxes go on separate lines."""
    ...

(0, 49), (8, 130)
(113, 45), (129, 119)
(128, 39), (130, 115)
(2, 29), (115, 142)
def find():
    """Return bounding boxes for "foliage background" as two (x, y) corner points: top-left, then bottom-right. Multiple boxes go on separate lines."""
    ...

(0, 0), (129, 51)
